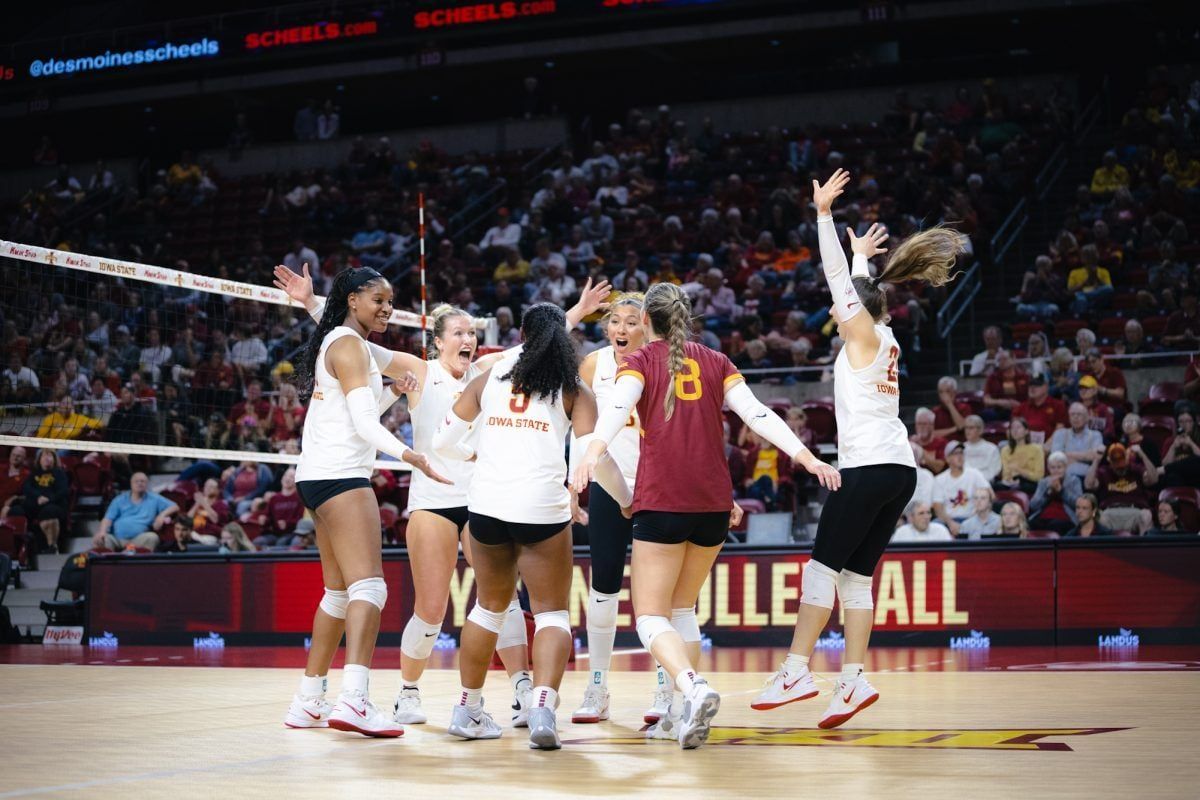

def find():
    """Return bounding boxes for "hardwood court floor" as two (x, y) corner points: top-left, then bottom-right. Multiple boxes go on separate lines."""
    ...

(0, 649), (1197, 800)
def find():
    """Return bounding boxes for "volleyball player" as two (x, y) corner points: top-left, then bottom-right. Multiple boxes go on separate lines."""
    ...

(434, 303), (630, 750)
(752, 169), (967, 728)
(286, 266), (450, 738)
(274, 264), (609, 727)
(574, 282), (840, 749)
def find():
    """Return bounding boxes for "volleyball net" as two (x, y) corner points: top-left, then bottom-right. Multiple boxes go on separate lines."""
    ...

(0, 240), (496, 476)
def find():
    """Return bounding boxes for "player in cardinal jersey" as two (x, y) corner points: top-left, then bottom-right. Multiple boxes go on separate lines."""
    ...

(753, 169), (968, 728)
(434, 303), (630, 750)
(574, 283), (840, 749)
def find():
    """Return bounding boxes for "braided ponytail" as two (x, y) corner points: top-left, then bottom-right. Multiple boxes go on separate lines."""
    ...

(643, 283), (694, 421)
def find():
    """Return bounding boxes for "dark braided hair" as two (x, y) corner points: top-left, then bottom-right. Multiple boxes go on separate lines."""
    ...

(296, 267), (388, 399)
(500, 302), (579, 404)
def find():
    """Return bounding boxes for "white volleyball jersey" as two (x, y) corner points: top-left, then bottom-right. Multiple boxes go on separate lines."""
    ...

(297, 327), (385, 481)
(409, 358), (479, 510)
(833, 324), (916, 470)
(468, 352), (572, 524)
(590, 346), (641, 483)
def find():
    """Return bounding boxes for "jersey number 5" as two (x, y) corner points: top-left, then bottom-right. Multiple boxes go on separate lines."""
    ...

(509, 391), (530, 414)
(674, 358), (703, 401)
(886, 346), (900, 384)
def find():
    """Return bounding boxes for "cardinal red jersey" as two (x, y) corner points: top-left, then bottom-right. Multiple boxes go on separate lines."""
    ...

(616, 340), (743, 513)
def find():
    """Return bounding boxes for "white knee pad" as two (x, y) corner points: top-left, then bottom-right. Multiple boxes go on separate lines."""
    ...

(400, 614), (442, 660)
(496, 599), (529, 649)
(467, 603), (508, 633)
(318, 587), (349, 620)
(801, 559), (838, 609)
(635, 615), (674, 651)
(587, 589), (619, 634)
(346, 577), (387, 611)
(670, 607), (701, 643)
(533, 610), (571, 635)
(837, 569), (875, 610)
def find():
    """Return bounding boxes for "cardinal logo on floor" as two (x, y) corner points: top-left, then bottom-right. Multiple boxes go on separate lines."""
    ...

(565, 727), (1130, 751)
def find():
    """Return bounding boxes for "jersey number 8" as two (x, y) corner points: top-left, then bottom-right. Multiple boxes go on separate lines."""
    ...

(674, 358), (703, 401)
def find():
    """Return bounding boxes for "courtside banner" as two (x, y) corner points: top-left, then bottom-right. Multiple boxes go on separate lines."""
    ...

(84, 541), (1200, 647)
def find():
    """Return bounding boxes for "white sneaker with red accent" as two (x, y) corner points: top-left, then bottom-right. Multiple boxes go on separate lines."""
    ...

(328, 691), (405, 738)
(750, 666), (818, 711)
(818, 674), (879, 729)
(571, 686), (610, 723)
(284, 694), (331, 728)
(644, 688), (672, 723)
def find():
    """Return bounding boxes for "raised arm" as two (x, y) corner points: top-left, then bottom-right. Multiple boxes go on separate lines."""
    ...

(813, 170), (881, 352)
(475, 277), (613, 372)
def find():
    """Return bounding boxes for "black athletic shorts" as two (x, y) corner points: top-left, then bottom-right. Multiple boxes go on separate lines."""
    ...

(412, 506), (470, 533)
(468, 512), (568, 546)
(632, 510), (729, 547)
(297, 478), (372, 511)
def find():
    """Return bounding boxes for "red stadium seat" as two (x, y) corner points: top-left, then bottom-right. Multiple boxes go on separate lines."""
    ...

(983, 422), (1009, 445)
(766, 397), (793, 415)
(1142, 316), (1169, 339)
(1009, 321), (1046, 342)
(1025, 529), (1059, 540)
(800, 401), (836, 443)
(1053, 319), (1087, 340)
(994, 490), (1030, 515)
(1097, 317), (1126, 340)
(1148, 382), (1182, 402)
(71, 461), (113, 512)
(239, 520), (264, 540)
(1139, 415), (1175, 452)
(1138, 398), (1175, 417)
(731, 498), (766, 533)
(1159, 488), (1200, 532)
(956, 391), (985, 416)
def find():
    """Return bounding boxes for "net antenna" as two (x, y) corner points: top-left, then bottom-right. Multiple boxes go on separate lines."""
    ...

(419, 192), (428, 360)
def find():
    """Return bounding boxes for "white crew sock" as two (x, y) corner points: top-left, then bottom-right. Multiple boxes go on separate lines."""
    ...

(841, 663), (864, 683)
(532, 686), (558, 708)
(459, 686), (483, 707)
(784, 653), (810, 672)
(299, 674), (327, 697)
(675, 669), (699, 693)
(342, 664), (369, 695)
(655, 663), (669, 694)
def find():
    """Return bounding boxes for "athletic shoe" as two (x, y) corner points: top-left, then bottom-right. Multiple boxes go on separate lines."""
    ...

(571, 686), (611, 724)
(676, 679), (721, 750)
(328, 691), (405, 738)
(750, 666), (818, 711)
(392, 687), (427, 725)
(448, 702), (503, 740)
(644, 688), (673, 723)
(818, 674), (879, 729)
(511, 684), (533, 728)
(527, 706), (561, 750)
(644, 711), (680, 741)
(284, 693), (331, 729)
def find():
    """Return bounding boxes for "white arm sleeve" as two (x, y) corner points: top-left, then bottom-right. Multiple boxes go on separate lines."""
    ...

(852, 252), (872, 278)
(345, 386), (411, 461)
(592, 375), (644, 446)
(309, 298), (396, 372)
(432, 409), (476, 462)
(817, 214), (865, 323)
(378, 385), (402, 413)
(725, 381), (810, 461)
(571, 433), (634, 507)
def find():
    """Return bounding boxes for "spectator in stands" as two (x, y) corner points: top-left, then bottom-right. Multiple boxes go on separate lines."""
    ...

(1029, 451), (1083, 535)
(230, 324), (270, 379)
(1159, 408), (1200, 489)
(1068, 245), (1114, 316)
(494, 307), (520, 347)
(0, 446), (30, 520)
(529, 238), (566, 284)
(1047, 347), (1080, 402)
(1146, 500), (1185, 536)
(998, 416), (1045, 494)
(1014, 374), (1067, 444)
(23, 449), (69, 553)
(962, 415), (1001, 480)
(693, 266), (739, 329)
(93, 472), (178, 551)
(1016, 255), (1067, 320)
(187, 478), (230, 539)
(1074, 328), (1097, 359)
(983, 349), (1028, 420)
(58, 358), (90, 402)
(1162, 289), (1199, 350)
(615, 251), (650, 293)
(1085, 443), (1157, 534)
(1067, 493), (1113, 538)
(1084, 348), (1126, 405)
(107, 386), (155, 446)
(224, 461), (272, 517)
(34, 395), (103, 441)
(1076, 375), (1115, 439)
(228, 379), (271, 431)
(580, 202), (615, 246)
(493, 247), (531, 284)
(293, 98), (318, 141)
(911, 407), (948, 474)
(138, 328), (172, 382)
(110, 325), (141, 377)
(931, 377), (970, 439)
(893, 501), (953, 543)
(288, 518), (317, 550)
(158, 516), (216, 553)
(1000, 503), (1030, 537)
(1120, 413), (1161, 466)
(167, 151), (202, 199)
(2, 353), (40, 405)
(1025, 332), (1051, 379)
(267, 382), (306, 445)
(933, 441), (990, 535)
(350, 214), (389, 268)
(317, 100), (340, 141)
(219, 522), (257, 553)
(266, 467), (305, 541)
(531, 259), (577, 308)
(969, 325), (1003, 376)
(283, 238), (322, 285)
(959, 486), (1001, 539)
(1050, 402), (1106, 480)
(560, 225), (597, 272)
(1090, 150), (1130, 196)
(479, 208), (522, 260)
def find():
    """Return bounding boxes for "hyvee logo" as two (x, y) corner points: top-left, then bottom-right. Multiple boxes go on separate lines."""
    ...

(949, 630), (991, 650)
(1098, 628), (1139, 648)
(43, 625), (84, 645)
(193, 632), (225, 649)
(89, 631), (119, 648)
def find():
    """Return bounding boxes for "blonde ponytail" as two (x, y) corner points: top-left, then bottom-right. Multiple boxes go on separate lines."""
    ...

(643, 283), (694, 421)
(879, 225), (969, 288)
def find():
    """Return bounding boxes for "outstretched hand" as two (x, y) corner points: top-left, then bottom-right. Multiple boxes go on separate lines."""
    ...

(848, 222), (889, 259)
(812, 169), (852, 216)
(580, 277), (612, 315)
(795, 451), (842, 491)
(273, 262), (316, 307)
(403, 450), (453, 485)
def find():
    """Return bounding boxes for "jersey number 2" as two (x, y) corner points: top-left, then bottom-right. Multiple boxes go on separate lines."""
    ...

(674, 358), (703, 401)
(886, 346), (900, 384)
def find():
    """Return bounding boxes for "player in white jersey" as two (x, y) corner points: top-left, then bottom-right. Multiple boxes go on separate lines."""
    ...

(434, 303), (631, 750)
(286, 267), (449, 738)
(754, 169), (968, 727)
(274, 265), (609, 726)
